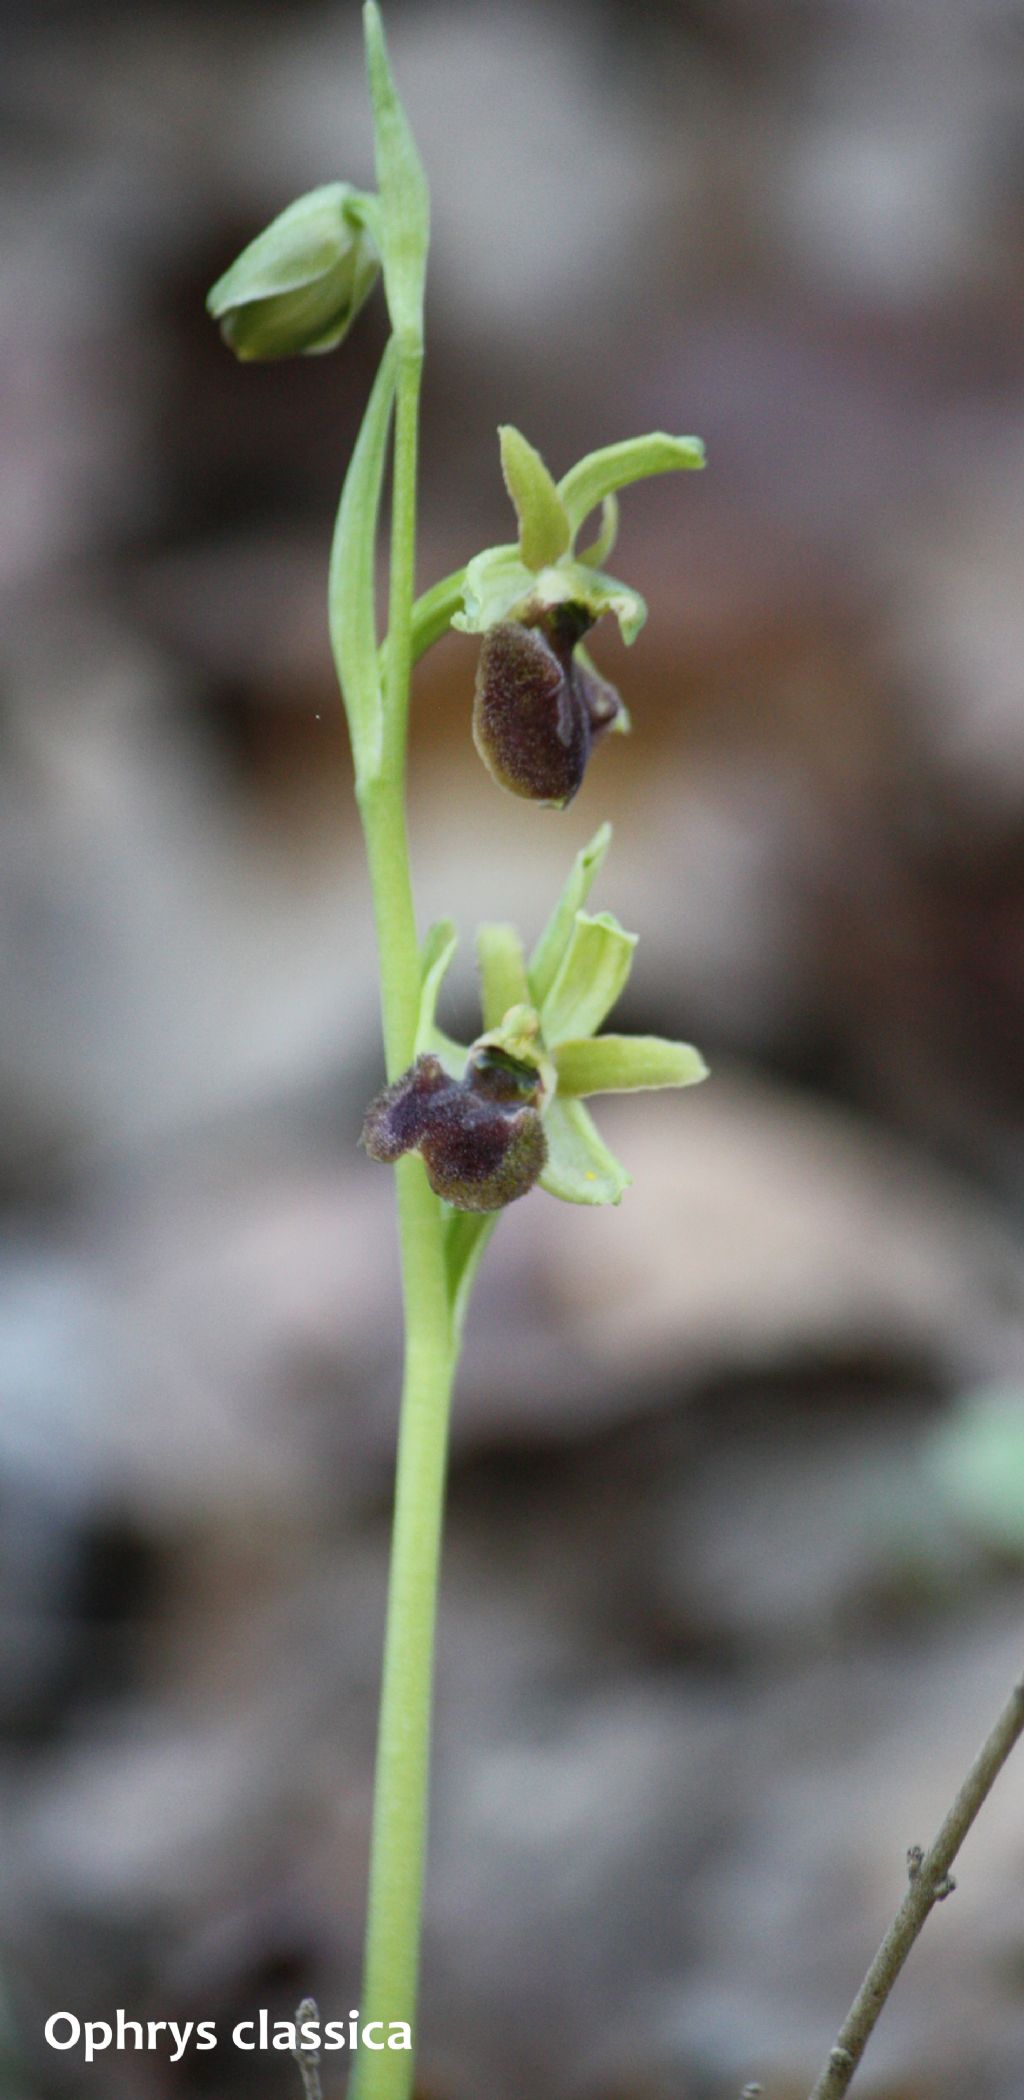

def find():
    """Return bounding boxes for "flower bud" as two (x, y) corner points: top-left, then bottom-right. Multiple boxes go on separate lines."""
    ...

(207, 184), (380, 362)
(361, 1052), (546, 1211)
(472, 609), (624, 809)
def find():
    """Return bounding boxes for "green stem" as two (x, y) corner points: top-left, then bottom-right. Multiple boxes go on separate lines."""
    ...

(351, 342), (459, 2100)
(405, 565), (468, 671)
(358, 775), (420, 1084)
(352, 1164), (454, 2098)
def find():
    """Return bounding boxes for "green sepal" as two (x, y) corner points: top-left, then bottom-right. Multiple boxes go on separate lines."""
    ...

(363, 1), (429, 343)
(528, 823), (613, 1006)
(577, 495), (619, 569)
(540, 910), (637, 1047)
(553, 1034), (708, 1096)
(415, 919), (458, 1054)
(453, 546), (647, 647)
(540, 1097), (631, 1207)
(557, 432), (705, 540)
(328, 339), (397, 781)
(206, 183), (381, 362)
(499, 426), (571, 570)
(476, 924), (530, 1030)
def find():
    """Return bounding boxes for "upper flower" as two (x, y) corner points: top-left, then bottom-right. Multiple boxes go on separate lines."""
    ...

(472, 609), (625, 809)
(456, 425), (704, 804)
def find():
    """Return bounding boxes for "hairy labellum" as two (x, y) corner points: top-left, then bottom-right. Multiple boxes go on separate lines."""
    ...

(472, 607), (624, 808)
(361, 1052), (547, 1211)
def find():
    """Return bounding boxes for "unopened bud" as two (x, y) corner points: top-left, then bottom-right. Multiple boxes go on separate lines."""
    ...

(207, 184), (380, 362)
(361, 1052), (546, 1211)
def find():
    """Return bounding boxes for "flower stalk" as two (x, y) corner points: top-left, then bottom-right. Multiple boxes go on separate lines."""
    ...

(339, 27), (455, 2097)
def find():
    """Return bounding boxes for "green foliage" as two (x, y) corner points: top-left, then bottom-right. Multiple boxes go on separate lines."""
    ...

(928, 1386), (1024, 1557)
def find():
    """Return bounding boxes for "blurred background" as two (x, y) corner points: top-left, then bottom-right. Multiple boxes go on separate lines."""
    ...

(3, 1), (1024, 2095)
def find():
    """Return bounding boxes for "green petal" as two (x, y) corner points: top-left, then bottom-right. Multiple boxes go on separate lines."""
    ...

(553, 1034), (708, 1096)
(452, 547), (647, 647)
(415, 919), (458, 1053)
(558, 432), (706, 541)
(452, 544), (537, 635)
(499, 426), (571, 570)
(540, 910), (637, 1047)
(559, 562), (647, 646)
(476, 923), (530, 1030)
(528, 823), (612, 1006)
(577, 494), (619, 569)
(540, 1097), (631, 1206)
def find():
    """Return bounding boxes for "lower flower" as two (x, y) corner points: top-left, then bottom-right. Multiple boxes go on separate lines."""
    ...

(361, 1049), (547, 1211)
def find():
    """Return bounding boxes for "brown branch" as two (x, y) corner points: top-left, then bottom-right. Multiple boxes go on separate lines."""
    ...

(806, 1672), (1024, 2100)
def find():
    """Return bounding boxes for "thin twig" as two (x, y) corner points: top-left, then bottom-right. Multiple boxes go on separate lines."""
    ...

(292, 1998), (324, 2100)
(807, 1672), (1024, 2100)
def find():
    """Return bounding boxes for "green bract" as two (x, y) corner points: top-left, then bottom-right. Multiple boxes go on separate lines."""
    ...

(416, 824), (708, 1214)
(206, 183), (381, 361)
(364, 0), (429, 343)
(452, 425), (706, 647)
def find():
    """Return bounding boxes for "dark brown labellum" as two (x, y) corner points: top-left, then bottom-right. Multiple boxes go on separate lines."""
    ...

(472, 609), (624, 808)
(361, 1052), (547, 1211)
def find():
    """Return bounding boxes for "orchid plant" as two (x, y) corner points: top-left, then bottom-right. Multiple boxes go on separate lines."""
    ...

(208, 11), (706, 2095)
